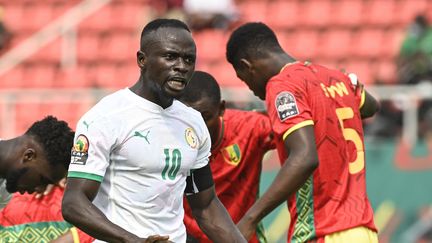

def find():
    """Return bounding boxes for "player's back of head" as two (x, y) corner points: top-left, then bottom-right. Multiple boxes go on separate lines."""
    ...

(140, 18), (191, 50)
(226, 22), (283, 67)
(178, 71), (221, 108)
(25, 116), (74, 170)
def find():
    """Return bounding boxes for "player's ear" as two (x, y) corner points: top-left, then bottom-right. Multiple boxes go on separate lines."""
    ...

(239, 58), (252, 71)
(137, 50), (146, 69)
(219, 100), (226, 117)
(23, 148), (36, 164)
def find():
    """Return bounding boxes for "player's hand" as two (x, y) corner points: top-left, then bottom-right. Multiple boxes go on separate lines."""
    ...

(35, 178), (67, 199)
(237, 216), (256, 241)
(140, 235), (172, 243)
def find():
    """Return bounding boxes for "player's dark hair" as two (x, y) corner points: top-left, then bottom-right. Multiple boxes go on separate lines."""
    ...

(226, 22), (283, 67)
(25, 116), (74, 170)
(140, 18), (191, 50)
(179, 71), (221, 107)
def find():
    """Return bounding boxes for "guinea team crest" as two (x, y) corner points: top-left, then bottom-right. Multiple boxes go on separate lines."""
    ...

(185, 128), (198, 149)
(222, 144), (242, 166)
(275, 91), (299, 121)
(71, 134), (89, 165)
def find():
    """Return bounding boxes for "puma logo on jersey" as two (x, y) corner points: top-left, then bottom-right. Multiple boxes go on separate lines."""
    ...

(83, 120), (94, 131)
(321, 82), (349, 98)
(134, 130), (150, 144)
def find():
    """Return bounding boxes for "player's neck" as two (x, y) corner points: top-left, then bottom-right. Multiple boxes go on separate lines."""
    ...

(211, 117), (224, 151)
(130, 78), (174, 109)
(276, 53), (296, 73)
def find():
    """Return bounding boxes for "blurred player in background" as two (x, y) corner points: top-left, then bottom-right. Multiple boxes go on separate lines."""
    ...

(0, 116), (91, 242)
(226, 22), (380, 242)
(0, 178), (94, 243)
(178, 71), (275, 243)
(0, 116), (74, 207)
(62, 19), (246, 243)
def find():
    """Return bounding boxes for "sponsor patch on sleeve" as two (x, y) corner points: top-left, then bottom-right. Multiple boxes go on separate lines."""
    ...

(275, 91), (299, 121)
(71, 134), (89, 165)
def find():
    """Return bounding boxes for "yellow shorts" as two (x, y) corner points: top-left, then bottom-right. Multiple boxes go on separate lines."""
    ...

(324, 226), (378, 243)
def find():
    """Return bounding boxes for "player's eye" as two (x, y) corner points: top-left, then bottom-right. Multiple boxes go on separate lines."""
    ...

(165, 53), (176, 60)
(184, 56), (195, 65)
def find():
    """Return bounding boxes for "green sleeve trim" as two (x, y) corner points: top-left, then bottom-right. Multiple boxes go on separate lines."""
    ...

(68, 171), (104, 182)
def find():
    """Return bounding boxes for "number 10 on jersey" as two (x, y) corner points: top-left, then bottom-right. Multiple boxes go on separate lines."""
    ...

(162, 148), (182, 180)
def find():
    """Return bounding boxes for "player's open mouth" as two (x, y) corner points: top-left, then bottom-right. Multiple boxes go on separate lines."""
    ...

(167, 78), (186, 91)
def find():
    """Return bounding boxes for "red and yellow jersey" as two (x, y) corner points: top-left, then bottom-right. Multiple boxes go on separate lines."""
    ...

(0, 187), (93, 243)
(265, 62), (376, 242)
(184, 109), (275, 243)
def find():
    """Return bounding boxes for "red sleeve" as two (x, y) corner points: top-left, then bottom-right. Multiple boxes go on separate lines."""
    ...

(265, 77), (314, 140)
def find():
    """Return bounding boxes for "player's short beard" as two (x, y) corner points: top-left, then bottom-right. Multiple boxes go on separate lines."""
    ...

(6, 167), (28, 193)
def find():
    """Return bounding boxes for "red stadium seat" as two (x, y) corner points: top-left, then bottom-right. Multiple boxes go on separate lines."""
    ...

(31, 38), (62, 64)
(79, 4), (112, 33)
(15, 103), (42, 133)
(266, 1), (299, 30)
(299, 0), (331, 28)
(317, 30), (353, 60)
(344, 60), (376, 84)
(376, 60), (397, 84)
(238, 1), (268, 23)
(3, 4), (24, 33)
(77, 34), (100, 63)
(0, 68), (24, 89)
(117, 64), (139, 87)
(55, 66), (95, 88)
(210, 62), (245, 88)
(99, 33), (136, 63)
(194, 30), (226, 63)
(363, 0), (396, 27)
(94, 64), (122, 88)
(395, 0), (428, 26)
(21, 3), (54, 31)
(109, 3), (144, 32)
(382, 28), (405, 59)
(330, 0), (364, 28)
(289, 30), (319, 60)
(277, 31), (295, 53)
(24, 65), (56, 88)
(351, 29), (384, 59)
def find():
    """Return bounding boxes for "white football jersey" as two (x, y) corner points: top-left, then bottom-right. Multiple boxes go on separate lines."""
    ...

(68, 88), (211, 243)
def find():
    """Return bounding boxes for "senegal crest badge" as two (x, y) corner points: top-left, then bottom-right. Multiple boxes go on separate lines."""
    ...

(222, 144), (242, 166)
(185, 128), (198, 149)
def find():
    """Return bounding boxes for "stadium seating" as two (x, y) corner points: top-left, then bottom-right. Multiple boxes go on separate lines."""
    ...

(1, 0), (424, 89)
(1, 0), (431, 135)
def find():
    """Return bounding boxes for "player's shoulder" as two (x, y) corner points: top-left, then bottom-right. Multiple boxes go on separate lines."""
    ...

(174, 99), (202, 119)
(77, 89), (127, 129)
(173, 100), (208, 133)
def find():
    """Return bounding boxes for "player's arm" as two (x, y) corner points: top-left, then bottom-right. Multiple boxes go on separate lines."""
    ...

(185, 165), (247, 243)
(348, 73), (380, 119)
(62, 178), (170, 243)
(360, 89), (380, 119)
(237, 125), (318, 240)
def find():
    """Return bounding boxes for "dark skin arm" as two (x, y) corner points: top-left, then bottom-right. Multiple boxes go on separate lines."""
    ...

(360, 89), (380, 119)
(186, 186), (247, 243)
(62, 178), (170, 243)
(236, 125), (319, 240)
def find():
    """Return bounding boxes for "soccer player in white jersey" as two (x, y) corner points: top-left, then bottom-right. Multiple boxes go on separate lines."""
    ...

(62, 19), (246, 243)
(0, 116), (74, 205)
